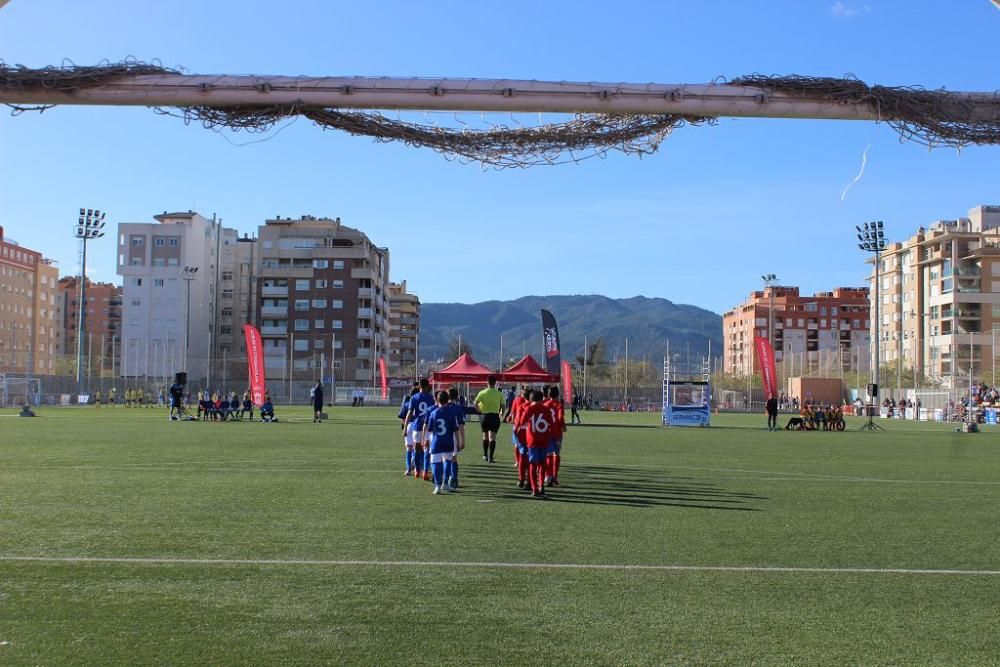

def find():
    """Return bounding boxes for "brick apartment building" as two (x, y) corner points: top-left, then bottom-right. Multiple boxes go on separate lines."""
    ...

(0, 226), (61, 374)
(723, 285), (871, 377)
(58, 277), (123, 375)
(256, 215), (391, 386)
(387, 280), (420, 377)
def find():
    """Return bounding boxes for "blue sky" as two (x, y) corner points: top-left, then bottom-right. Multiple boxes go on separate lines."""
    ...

(1, 0), (997, 314)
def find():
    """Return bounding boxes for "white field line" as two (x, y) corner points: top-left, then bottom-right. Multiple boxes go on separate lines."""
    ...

(667, 465), (1000, 485)
(0, 461), (996, 485)
(0, 555), (998, 576)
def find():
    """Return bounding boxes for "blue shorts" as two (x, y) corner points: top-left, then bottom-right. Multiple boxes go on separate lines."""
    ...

(526, 447), (548, 464)
(547, 438), (562, 455)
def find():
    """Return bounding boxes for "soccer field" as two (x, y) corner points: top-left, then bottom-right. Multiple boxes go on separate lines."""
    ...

(1, 406), (998, 665)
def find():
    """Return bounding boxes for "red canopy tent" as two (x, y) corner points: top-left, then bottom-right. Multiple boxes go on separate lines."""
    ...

(499, 355), (560, 384)
(431, 352), (495, 384)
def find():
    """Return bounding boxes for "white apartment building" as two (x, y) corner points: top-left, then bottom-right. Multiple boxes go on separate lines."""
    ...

(117, 211), (253, 385)
(870, 205), (1000, 387)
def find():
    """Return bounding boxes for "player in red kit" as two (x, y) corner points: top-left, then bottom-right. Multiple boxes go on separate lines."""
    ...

(514, 389), (552, 497)
(508, 386), (531, 476)
(543, 386), (565, 486)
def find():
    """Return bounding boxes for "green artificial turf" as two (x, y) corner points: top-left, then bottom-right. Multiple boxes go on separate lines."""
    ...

(1, 406), (998, 665)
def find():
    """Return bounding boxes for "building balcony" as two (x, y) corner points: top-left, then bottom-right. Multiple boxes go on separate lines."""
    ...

(356, 348), (372, 359)
(262, 286), (288, 297)
(261, 305), (287, 317)
(351, 268), (374, 280)
(261, 326), (288, 336)
(358, 328), (373, 338)
(357, 307), (373, 318)
(358, 287), (373, 299)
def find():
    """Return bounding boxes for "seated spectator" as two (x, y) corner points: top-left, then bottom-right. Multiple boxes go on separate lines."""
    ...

(241, 393), (254, 421)
(229, 395), (240, 420)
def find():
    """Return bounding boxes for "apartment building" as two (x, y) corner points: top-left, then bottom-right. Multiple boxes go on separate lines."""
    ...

(58, 278), (122, 375)
(870, 205), (1000, 386)
(116, 211), (254, 384)
(256, 215), (391, 385)
(0, 226), (61, 374)
(386, 280), (420, 377)
(723, 285), (871, 377)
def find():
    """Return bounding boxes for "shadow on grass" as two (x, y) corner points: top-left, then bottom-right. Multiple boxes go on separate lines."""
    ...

(460, 462), (767, 511)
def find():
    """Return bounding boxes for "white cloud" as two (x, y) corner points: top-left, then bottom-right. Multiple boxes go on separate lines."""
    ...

(830, 2), (871, 19)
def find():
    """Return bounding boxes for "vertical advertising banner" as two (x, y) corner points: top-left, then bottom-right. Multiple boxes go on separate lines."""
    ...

(561, 360), (573, 406)
(243, 324), (267, 406)
(754, 336), (778, 399)
(540, 309), (562, 376)
(378, 357), (388, 400)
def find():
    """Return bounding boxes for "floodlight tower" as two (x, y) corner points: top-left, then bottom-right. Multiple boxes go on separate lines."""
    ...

(857, 221), (887, 431)
(182, 266), (199, 374)
(75, 208), (106, 394)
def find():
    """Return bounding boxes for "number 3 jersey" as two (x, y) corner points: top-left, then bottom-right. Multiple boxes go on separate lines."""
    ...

(517, 402), (553, 449)
(426, 403), (464, 454)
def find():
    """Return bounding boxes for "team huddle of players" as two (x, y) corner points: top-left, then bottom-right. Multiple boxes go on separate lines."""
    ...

(398, 377), (566, 498)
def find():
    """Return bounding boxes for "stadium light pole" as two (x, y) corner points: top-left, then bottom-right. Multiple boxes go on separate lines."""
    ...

(182, 266), (198, 374)
(857, 221), (887, 430)
(75, 208), (106, 396)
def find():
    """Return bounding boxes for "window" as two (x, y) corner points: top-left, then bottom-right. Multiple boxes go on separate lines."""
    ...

(315, 279), (327, 289)
(314, 319), (325, 329)
(154, 279), (165, 287)
(331, 299), (343, 309)
(221, 271), (233, 281)
(333, 339), (343, 349)
(295, 279), (310, 291)
(331, 320), (343, 329)
(153, 258), (165, 267)
(312, 299), (327, 308)
(220, 325), (233, 335)
(168, 238), (179, 246)
(295, 319), (309, 331)
(221, 289), (233, 300)
(332, 280), (344, 289)
(154, 238), (166, 247)
(131, 299), (141, 307)
(295, 299), (310, 311)
(134, 278), (143, 286)
(131, 237), (144, 246)
(294, 339), (309, 351)
(313, 259), (328, 269)
(333, 260), (344, 270)
(314, 339), (324, 349)
(221, 308), (233, 318)
(167, 258), (179, 266)
(130, 257), (144, 266)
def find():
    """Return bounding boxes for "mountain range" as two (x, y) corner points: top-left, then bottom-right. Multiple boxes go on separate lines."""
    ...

(418, 295), (722, 370)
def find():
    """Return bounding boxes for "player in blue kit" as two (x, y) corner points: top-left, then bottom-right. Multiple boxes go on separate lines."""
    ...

(421, 391), (464, 494)
(399, 385), (420, 476)
(405, 378), (436, 481)
(445, 387), (467, 489)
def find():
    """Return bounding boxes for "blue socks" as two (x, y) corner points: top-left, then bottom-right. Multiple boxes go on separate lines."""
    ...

(432, 461), (445, 488)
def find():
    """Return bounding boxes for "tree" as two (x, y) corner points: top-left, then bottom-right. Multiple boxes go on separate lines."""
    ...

(446, 335), (471, 360)
(575, 337), (606, 368)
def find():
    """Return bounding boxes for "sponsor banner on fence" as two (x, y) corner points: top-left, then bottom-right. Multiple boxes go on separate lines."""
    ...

(243, 324), (266, 406)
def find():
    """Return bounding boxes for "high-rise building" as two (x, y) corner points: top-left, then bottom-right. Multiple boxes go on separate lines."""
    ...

(869, 205), (1000, 387)
(0, 226), (61, 375)
(256, 215), (391, 386)
(57, 277), (123, 378)
(116, 211), (254, 385)
(723, 285), (871, 378)
(387, 280), (420, 377)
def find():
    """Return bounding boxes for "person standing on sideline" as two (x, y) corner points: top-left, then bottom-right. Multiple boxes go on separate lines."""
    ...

(474, 375), (504, 462)
(571, 392), (583, 424)
(311, 381), (324, 423)
(766, 393), (779, 431)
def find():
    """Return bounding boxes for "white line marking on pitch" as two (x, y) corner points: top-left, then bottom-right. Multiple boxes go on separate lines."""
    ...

(0, 555), (997, 576)
(669, 465), (1000, 485)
